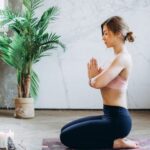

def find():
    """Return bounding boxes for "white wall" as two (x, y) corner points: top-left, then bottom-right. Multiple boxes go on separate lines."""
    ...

(34, 0), (150, 109)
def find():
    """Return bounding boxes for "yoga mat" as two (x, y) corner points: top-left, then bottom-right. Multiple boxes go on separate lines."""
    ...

(42, 138), (150, 150)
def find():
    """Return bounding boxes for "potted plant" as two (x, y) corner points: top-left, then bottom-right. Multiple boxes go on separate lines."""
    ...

(0, 0), (65, 118)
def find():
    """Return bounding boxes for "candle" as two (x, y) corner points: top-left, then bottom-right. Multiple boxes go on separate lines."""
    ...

(0, 130), (14, 148)
(0, 132), (7, 148)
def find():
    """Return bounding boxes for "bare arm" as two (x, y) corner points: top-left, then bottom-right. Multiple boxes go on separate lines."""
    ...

(87, 58), (103, 87)
(89, 55), (127, 89)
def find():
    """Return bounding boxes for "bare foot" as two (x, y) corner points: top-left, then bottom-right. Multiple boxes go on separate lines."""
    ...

(113, 138), (139, 149)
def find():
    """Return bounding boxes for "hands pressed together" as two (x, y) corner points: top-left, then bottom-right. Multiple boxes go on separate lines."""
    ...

(87, 58), (103, 80)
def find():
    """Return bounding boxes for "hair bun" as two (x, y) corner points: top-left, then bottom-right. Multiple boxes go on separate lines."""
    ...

(126, 32), (134, 42)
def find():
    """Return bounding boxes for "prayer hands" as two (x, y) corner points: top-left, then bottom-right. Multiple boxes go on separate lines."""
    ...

(87, 58), (103, 79)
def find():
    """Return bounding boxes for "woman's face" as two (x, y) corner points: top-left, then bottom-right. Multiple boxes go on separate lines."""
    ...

(102, 25), (117, 48)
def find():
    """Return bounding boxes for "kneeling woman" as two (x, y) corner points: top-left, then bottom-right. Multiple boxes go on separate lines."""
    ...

(60, 16), (139, 149)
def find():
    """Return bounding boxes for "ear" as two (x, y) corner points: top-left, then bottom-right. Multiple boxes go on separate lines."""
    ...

(117, 32), (122, 37)
(117, 32), (124, 41)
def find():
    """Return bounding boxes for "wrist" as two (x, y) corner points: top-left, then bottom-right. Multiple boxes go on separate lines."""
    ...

(89, 78), (95, 86)
(89, 78), (92, 86)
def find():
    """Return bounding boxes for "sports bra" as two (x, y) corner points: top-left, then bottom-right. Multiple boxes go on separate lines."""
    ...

(106, 75), (128, 90)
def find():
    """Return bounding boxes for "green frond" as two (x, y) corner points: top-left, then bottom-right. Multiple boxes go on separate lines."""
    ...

(40, 33), (65, 50)
(30, 70), (39, 98)
(31, 0), (44, 11)
(23, 0), (43, 19)
(0, 0), (65, 98)
(8, 18), (27, 34)
(36, 7), (59, 34)
(0, 8), (20, 26)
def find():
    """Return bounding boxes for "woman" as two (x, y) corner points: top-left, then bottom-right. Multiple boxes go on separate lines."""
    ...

(60, 16), (139, 149)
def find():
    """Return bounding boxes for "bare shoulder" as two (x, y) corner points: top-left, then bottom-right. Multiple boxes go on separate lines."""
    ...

(115, 52), (132, 67)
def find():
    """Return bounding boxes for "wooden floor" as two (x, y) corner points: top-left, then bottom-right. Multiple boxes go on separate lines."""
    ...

(0, 109), (150, 150)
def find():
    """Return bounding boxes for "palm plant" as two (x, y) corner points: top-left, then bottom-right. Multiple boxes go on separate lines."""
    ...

(0, 0), (65, 99)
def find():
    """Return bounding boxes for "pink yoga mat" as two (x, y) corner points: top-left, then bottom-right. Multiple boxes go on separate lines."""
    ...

(42, 138), (150, 150)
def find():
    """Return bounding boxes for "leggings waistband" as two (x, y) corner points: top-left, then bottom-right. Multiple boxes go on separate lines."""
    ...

(103, 105), (130, 116)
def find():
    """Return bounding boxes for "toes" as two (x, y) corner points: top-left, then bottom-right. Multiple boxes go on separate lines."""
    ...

(135, 141), (139, 145)
(135, 142), (140, 148)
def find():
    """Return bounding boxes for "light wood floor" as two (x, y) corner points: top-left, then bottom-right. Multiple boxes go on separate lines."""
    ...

(0, 109), (150, 150)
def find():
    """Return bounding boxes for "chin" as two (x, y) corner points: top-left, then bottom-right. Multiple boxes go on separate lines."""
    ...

(104, 43), (110, 48)
(106, 43), (112, 48)
(106, 44), (111, 48)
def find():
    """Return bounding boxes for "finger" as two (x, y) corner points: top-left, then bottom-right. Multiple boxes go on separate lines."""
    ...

(90, 58), (93, 66)
(92, 58), (95, 65)
(87, 63), (90, 70)
(90, 59), (94, 69)
(91, 57), (94, 65)
(94, 59), (98, 70)
(93, 58), (97, 67)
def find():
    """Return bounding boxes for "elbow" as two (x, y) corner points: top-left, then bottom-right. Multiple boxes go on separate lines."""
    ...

(89, 78), (105, 89)
(92, 79), (107, 89)
(93, 83), (104, 89)
(89, 79), (98, 89)
(89, 83), (100, 89)
(89, 81), (96, 88)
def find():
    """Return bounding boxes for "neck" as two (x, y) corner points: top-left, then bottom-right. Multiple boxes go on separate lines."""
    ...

(113, 43), (126, 55)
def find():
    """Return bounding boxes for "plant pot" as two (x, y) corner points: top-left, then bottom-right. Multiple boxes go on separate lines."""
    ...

(14, 97), (35, 118)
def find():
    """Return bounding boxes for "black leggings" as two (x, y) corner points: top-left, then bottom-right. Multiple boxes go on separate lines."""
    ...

(60, 105), (132, 149)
